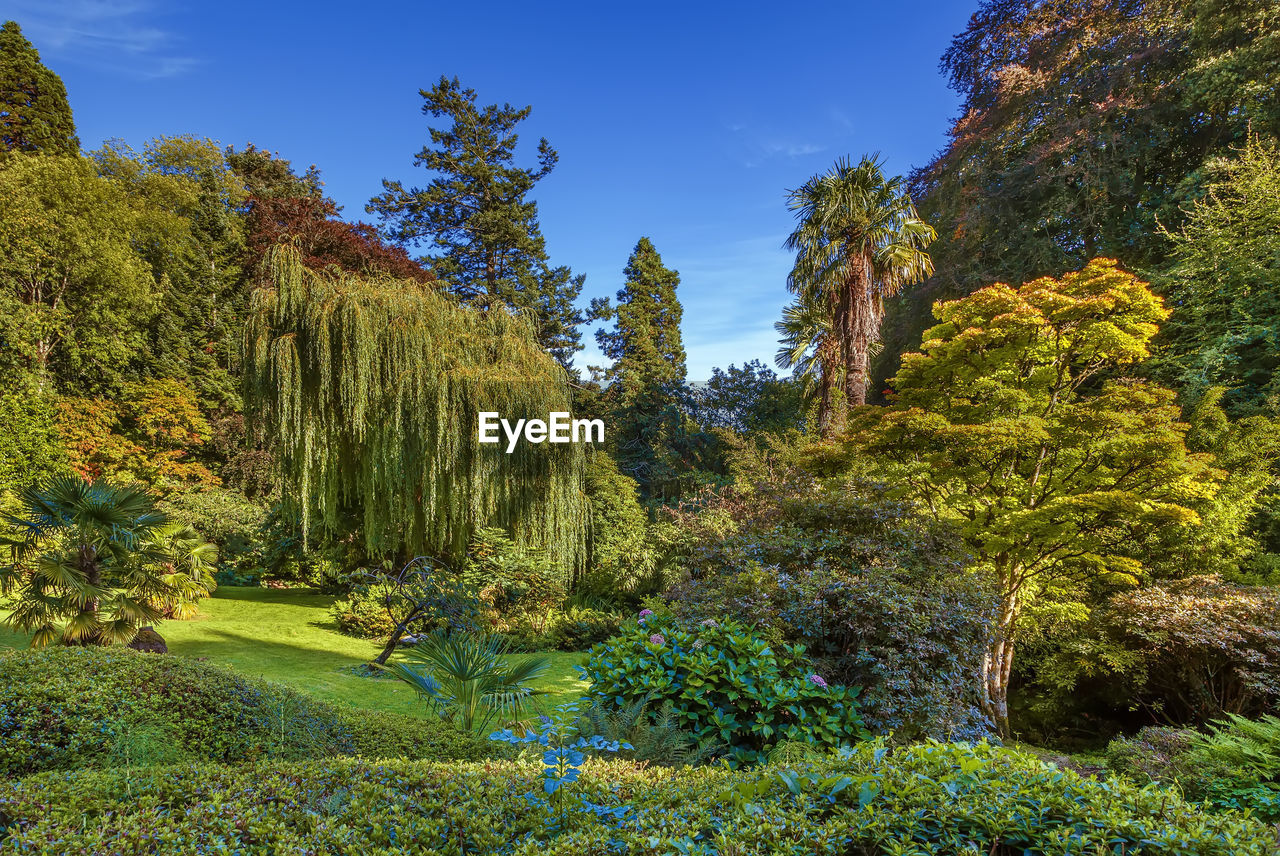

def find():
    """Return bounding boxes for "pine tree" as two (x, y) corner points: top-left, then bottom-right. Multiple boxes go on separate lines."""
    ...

(0, 21), (78, 156)
(596, 238), (695, 500)
(368, 76), (585, 365)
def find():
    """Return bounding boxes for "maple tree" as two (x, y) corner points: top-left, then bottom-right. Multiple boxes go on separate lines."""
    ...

(846, 259), (1256, 736)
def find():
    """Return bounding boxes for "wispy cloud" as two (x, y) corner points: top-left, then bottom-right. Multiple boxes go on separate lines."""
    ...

(724, 123), (828, 168)
(2, 1), (197, 79)
(738, 139), (828, 169)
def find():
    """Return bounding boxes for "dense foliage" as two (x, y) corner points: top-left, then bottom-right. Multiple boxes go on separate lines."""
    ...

(594, 238), (713, 502)
(1107, 714), (1280, 822)
(582, 613), (867, 766)
(0, 21), (78, 157)
(1, 742), (1275, 855)
(879, 0), (1280, 387)
(665, 470), (994, 742)
(0, 647), (495, 779)
(846, 259), (1279, 735)
(1034, 575), (1280, 729)
(1151, 136), (1280, 417)
(580, 451), (652, 596)
(0, 477), (215, 646)
(368, 76), (585, 364)
(243, 245), (589, 574)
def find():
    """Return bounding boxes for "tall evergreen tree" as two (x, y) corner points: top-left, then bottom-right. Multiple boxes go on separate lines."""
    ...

(368, 76), (585, 365)
(0, 21), (78, 157)
(595, 238), (695, 499)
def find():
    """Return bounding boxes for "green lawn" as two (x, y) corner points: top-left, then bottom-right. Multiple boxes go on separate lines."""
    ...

(0, 586), (588, 719)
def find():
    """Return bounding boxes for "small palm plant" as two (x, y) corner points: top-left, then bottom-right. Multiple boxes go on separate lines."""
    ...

(378, 630), (550, 732)
(141, 522), (218, 619)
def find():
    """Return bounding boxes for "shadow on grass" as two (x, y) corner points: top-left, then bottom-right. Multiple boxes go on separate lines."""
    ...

(177, 626), (372, 667)
(211, 586), (335, 607)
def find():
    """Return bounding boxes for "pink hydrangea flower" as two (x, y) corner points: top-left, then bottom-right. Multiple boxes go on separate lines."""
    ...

(808, 674), (828, 689)
(638, 609), (654, 624)
(649, 634), (665, 646)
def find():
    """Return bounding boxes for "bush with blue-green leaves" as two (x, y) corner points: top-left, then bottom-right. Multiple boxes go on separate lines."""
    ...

(580, 612), (866, 765)
(0, 740), (1275, 854)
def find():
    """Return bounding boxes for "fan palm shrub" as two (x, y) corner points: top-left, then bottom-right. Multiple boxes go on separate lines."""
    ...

(378, 630), (550, 732)
(0, 475), (214, 646)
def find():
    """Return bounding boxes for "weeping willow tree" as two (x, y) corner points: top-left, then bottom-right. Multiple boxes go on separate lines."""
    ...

(244, 246), (589, 580)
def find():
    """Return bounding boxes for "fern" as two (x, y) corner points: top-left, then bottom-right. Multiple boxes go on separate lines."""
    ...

(574, 697), (718, 766)
(1189, 714), (1280, 780)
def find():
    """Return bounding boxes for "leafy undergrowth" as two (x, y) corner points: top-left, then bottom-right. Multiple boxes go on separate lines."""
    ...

(1, 742), (1275, 855)
(0, 646), (494, 778)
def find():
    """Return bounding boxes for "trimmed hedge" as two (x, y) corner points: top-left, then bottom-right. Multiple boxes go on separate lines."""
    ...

(0, 741), (1273, 854)
(0, 647), (494, 777)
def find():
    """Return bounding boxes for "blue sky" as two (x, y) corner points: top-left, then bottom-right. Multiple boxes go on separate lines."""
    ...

(1, 0), (974, 380)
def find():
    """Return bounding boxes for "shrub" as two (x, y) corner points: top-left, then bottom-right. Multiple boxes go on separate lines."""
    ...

(666, 475), (994, 741)
(1106, 716), (1280, 823)
(1036, 575), (1280, 732)
(331, 585), (400, 638)
(573, 695), (711, 766)
(378, 631), (550, 732)
(155, 485), (266, 556)
(581, 613), (866, 765)
(464, 526), (563, 617)
(0, 647), (495, 777)
(497, 606), (625, 652)
(1104, 576), (1280, 722)
(156, 484), (268, 584)
(0, 476), (216, 646)
(1105, 726), (1197, 783)
(0, 743), (1275, 854)
(581, 451), (655, 599)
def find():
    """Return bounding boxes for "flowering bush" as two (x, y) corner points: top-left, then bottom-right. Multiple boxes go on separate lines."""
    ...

(581, 614), (866, 766)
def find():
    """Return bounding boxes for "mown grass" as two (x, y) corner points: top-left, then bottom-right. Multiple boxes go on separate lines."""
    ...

(0, 586), (588, 719)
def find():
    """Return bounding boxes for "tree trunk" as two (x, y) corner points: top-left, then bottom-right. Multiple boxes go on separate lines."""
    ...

(75, 545), (103, 647)
(980, 592), (1019, 739)
(839, 255), (875, 408)
(372, 602), (430, 666)
(816, 336), (842, 437)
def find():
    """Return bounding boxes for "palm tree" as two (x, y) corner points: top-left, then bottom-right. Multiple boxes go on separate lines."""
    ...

(143, 523), (218, 620)
(378, 629), (550, 732)
(785, 155), (935, 418)
(775, 292), (842, 435)
(0, 476), (209, 646)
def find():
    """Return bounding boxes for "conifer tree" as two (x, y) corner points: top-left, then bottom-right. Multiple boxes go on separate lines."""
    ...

(0, 21), (78, 157)
(595, 238), (695, 499)
(368, 76), (585, 365)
